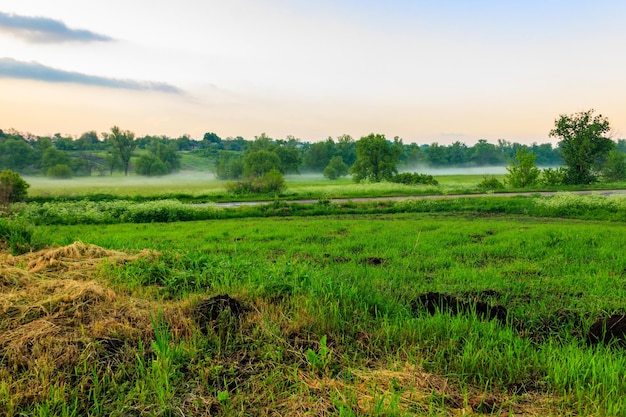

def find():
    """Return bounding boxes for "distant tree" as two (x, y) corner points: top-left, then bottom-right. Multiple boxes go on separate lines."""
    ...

(324, 156), (349, 180)
(351, 134), (402, 183)
(425, 143), (449, 166)
(244, 150), (282, 177)
(222, 136), (248, 152)
(448, 141), (469, 165)
(0, 138), (35, 171)
(176, 134), (192, 151)
(103, 126), (137, 176)
(336, 134), (356, 166)
(146, 139), (181, 172)
(550, 109), (613, 184)
(400, 143), (424, 167)
(216, 151), (244, 180)
(0, 169), (29, 204)
(470, 139), (504, 166)
(41, 147), (71, 171)
(304, 141), (331, 171)
(202, 132), (222, 149)
(506, 148), (540, 188)
(249, 133), (274, 152)
(76, 131), (102, 150)
(52, 133), (76, 151)
(104, 153), (121, 176)
(601, 149), (626, 182)
(274, 137), (302, 173)
(135, 154), (169, 176)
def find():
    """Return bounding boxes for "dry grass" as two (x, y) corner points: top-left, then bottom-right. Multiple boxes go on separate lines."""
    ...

(0, 242), (189, 408)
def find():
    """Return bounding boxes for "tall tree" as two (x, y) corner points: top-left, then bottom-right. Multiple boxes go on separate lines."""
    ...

(104, 126), (137, 176)
(351, 134), (402, 182)
(549, 109), (613, 184)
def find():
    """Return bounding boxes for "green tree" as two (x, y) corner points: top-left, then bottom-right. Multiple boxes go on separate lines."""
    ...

(549, 109), (613, 184)
(135, 154), (169, 176)
(351, 134), (402, 183)
(506, 148), (540, 188)
(274, 137), (302, 173)
(104, 126), (137, 176)
(601, 149), (626, 182)
(244, 150), (282, 177)
(304, 141), (331, 171)
(0, 169), (29, 204)
(216, 151), (244, 180)
(41, 147), (71, 171)
(0, 138), (35, 171)
(323, 156), (349, 180)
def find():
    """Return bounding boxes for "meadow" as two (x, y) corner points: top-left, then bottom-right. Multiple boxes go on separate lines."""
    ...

(3, 178), (626, 415)
(24, 172), (498, 201)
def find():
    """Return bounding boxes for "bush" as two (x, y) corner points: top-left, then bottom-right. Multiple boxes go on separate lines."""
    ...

(47, 164), (73, 179)
(390, 172), (439, 186)
(323, 156), (349, 180)
(135, 154), (169, 176)
(227, 169), (286, 195)
(506, 148), (540, 188)
(541, 167), (566, 186)
(0, 217), (35, 254)
(477, 176), (505, 191)
(0, 169), (30, 204)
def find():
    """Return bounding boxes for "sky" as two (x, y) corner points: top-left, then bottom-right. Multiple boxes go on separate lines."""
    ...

(0, 0), (625, 145)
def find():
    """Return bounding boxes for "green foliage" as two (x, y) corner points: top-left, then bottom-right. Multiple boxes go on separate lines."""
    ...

(390, 172), (438, 186)
(0, 217), (35, 254)
(41, 147), (71, 171)
(18, 199), (222, 225)
(601, 150), (626, 182)
(0, 169), (30, 203)
(306, 335), (332, 375)
(135, 154), (169, 176)
(227, 169), (286, 195)
(103, 126), (137, 176)
(323, 156), (349, 180)
(506, 148), (540, 187)
(244, 150), (282, 177)
(550, 109), (613, 184)
(541, 167), (566, 186)
(46, 164), (73, 179)
(351, 134), (402, 182)
(477, 175), (505, 191)
(216, 151), (244, 180)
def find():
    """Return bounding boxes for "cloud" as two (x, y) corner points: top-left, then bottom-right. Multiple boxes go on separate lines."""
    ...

(0, 11), (113, 43)
(0, 58), (183, 94)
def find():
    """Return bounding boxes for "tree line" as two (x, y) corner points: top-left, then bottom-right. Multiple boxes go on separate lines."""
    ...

(1, 109), (625, 186)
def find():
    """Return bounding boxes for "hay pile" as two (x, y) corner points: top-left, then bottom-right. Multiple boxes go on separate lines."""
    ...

(0, 242), (182, 407)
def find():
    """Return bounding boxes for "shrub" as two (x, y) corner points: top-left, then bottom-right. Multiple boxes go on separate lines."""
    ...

(47, 164), (73, 179)
(390, 172), (439, 186)
(0, 169), (30, 205)
(227, 169), (286, 195)
(506, 148), (540, 188)
(0, 217), (35, 254)
(601, 150), (626, 182)
(541, 167), (566, 186)
(323, 156), (349, 180)
(477, 176), (505, 191)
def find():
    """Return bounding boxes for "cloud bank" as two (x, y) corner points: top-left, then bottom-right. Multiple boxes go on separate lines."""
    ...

(0, 58), (183, 94)
(0, 11), (113, 43)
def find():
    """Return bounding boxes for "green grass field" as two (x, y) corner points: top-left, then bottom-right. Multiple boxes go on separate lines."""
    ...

(3, 202), (626, 416)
